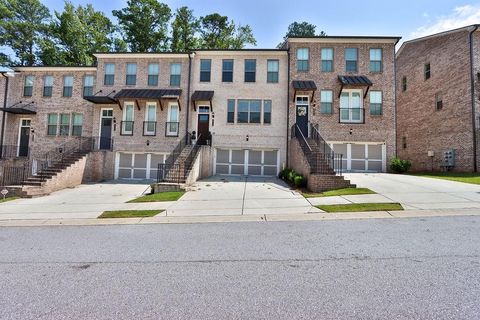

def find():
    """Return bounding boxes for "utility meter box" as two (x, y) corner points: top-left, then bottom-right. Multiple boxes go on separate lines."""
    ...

(427, 150), (435, 157)
(443, 149), (456, 168)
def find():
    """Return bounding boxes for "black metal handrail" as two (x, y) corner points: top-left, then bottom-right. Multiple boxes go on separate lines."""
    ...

(120, 121), (134, 136)
(143, 121), (157, 136)
(164, 132), (191, 165)
(0, 145), (30, 158)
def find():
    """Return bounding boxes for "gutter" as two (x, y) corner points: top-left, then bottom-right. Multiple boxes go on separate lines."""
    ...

(186, 52), (193, 137)
(469, 25), (479, 172)
(286, 49), (291, 167)
(0, 72), (9, 158)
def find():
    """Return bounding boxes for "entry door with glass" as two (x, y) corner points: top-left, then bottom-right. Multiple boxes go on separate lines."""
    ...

(100, 109), (113, 149)
(295, 96), (309, 137)
(18, 119), (31, 157)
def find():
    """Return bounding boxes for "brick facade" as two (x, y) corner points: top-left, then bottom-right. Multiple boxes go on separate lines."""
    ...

(396, 27), (478, 172)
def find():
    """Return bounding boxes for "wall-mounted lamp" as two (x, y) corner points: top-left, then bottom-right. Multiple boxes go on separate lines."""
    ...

(349, 128), (353, 135)
(246, 135), (249, 142)
(146, 140), (150, 146)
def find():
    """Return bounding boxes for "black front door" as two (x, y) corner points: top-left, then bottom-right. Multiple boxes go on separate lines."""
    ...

(296, 104), (308, 138)
(19, 126), (30, 157)
(197, 114), (210, 145)
(100, 118), (112, 150)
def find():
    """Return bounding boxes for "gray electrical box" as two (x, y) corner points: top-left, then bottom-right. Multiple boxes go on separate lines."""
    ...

(443, 149), (456, 168)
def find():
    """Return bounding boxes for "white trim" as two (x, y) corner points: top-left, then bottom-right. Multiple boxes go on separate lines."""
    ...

(194, 51), (287, 57)
(339, 89), (363, 123)
(144, 102), (157, 135)
(288, 37), (399, 44)
(14, 67), (96, 72)
(195, 105), (210, 138)
(122, 102), (135, 135)
(295, 95), (310, 135)
(94, 53), (189, 59)
(167, 102), (180, 136)
(17, 118), (31, 157)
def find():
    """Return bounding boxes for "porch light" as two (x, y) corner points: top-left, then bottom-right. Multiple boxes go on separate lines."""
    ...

(146, 140), (150, 146)
(349, 128), (353, 135)
(246, 135), (249, 142)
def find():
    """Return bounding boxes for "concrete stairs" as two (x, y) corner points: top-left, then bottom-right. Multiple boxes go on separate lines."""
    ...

(163, 145), (198, 183)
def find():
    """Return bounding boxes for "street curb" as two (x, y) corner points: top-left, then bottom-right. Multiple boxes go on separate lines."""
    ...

(0, 209), (480, 227)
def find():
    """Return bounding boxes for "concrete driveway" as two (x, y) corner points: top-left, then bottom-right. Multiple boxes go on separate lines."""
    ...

(167, 176), (319, 216)
(344, 173), (480, 210)
(0, 182), (157, 220)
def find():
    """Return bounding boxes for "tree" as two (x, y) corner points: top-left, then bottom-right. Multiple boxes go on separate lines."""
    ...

(199, 13), (256, 49)
(113, 0), (171, 52)
(278, 21), (326, 47)
(170, 6), (200, 52)
(0, 0), (50, 66)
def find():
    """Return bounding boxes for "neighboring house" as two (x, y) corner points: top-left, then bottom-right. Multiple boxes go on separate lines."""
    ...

(285, 36), (400, 189)
(190, 50), (288, 177)
(396, 25), (480, 172)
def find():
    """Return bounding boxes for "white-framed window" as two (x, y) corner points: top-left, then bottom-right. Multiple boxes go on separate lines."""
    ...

(72, 113), (83, 136)
(267, 60), (279, 83)
(23, 75), (34, 97)
(104, 63), (115, 85)
(297, 48), (309, 71)
(59, 113), (70, 136)
(148, 63), (159, 86)
(63, 76), (73, 97)
(370, 48), (382, 72)
(170, 63), (181, 86)
(126, 63), (137, 85)
(369, 91), (382, 115)
(144, 102), (157, 136)
(166, 103), (179, 136)
(340, 89), (363, 123)
(345, 48), (358, 73)
(237, 99), (261, 124)
(321, 48), (334, 72)
(47, 113), (58, 136)
(121, 102), (134, 135)
(320, 90), (333, 114)
(43, 75), (53, 97)
(263, 100), (272, 124)
(83, 75), (94, 96)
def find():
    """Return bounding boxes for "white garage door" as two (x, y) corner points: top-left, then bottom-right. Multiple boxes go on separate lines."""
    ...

(116, 152), (166, 180)
(215, 149), (278, 176)
(331, 143), (385, 172)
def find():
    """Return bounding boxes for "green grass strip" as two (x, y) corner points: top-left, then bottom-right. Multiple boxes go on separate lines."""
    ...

(304, 188), (376, 198)
(127, 191), (185, 203)
(98, 210), (163, 219)
(317, 203), (403, 213)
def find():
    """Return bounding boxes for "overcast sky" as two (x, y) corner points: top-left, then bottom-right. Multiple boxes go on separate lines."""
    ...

(8, 0), (480, 52)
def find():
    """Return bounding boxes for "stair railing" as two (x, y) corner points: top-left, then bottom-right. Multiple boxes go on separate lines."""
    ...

(309, 123), (343, 175)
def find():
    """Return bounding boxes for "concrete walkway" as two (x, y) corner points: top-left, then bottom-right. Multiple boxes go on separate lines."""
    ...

(167, 176), (320, 216)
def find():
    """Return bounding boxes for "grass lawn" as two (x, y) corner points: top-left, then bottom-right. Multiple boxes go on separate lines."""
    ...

(303, 188), (376, 198)
(409, 172), (480, 185)
(127, 191), (185, 203)
(98, 210), (163, 219)
(0, 197), (19, 203)
(317, 203), (403, 213)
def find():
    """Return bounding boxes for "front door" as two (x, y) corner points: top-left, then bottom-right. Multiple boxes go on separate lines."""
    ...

(295, 96), (309, 138)
(197, 114), (210, 145)
(18, 119), (31, 157)
(100, 109), (113, 150)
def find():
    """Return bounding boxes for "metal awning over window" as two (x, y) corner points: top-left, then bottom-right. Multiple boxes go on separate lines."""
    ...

(83, 90), (117, 104)
(191, 91), (214, 111)
(292, 80), (317, 102)
(114, 89), (182, 111)
(0, 101), (36, 114)
(338, 75), (373, 98)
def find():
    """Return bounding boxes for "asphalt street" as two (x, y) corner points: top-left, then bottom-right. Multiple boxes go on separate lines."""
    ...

(0, 216), (479, 319)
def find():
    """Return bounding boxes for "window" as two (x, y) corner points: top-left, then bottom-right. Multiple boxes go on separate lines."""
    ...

(43, 76), (53, 97)
(222, 59), (233, 82)
(370, 91), (382, 115)
(144, 103), (156, 135)
(47, 114), (57, 136)
(425, 63), (431, 80)
(200, 59), (211, 82)
(121, 103), (134, 135)
(320, 90), (333, 114)
(63, 76), (73, 97)
(370, 48), (382, 73)
(267, 60), (279, 83)
(59, 114), (70, 136)
(402, 136), (407, 149)
(244, 59), (256, 82)
(148, 63), (159, 86)
(104, 63), (115, 85)
(297, 48), (309, 71)
(340, 90), (363, 123)
(402, 76), (407, 92)
(167, 104), (179, 136)
(435, 92), (443, 110)
(24, 76), (34, 97)
(72, 114), (83, 136)
(263, 100), (272, 124)
(321, 48), (333, 72)
(170, 63), (181, 86)
(227, 99), (235, 123)
(126, 63), (137, 85)
(345, 48), (358, 73)
(83, 75), (94, 97)
(238, 100), (261, 123)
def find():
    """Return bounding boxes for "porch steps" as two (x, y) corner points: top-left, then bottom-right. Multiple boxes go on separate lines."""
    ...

(162, 145), (199, 184)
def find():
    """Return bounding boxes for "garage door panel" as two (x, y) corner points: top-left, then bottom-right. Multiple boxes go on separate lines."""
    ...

(133, 169), (147, 179)
(248, 151), (262, 164)
(368, 161), (382, 172)
(215, 149), (278, 176)
(216, 164), (229, 174)
(119, 153), (132, 167)
(351, 160), (366, 171)
(217, 150), (229, 163)
(248, 166), (261, 175)
(231, 165), (244, 175)
(264, 151), (277, 165)
(134, 154), (148, 167)
(263, 166), (277, 176)
(368, 145), (382, 160)
(351, 144), (365, 158)
(118, 168), (131, 179)
(333, 144), (347, 157)
(232, 150), (245, 164)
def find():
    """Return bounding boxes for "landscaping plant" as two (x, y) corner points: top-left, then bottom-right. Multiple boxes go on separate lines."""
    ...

(390, 157), (412, 173)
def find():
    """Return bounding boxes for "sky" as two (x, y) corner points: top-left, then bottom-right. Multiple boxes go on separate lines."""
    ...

(9, 0), (480, 51)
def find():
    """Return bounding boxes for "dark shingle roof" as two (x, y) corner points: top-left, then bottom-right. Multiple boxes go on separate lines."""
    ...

(292, 80), (317, 90)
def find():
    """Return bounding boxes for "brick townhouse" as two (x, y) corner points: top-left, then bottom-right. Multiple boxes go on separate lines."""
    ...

(396, 25), (480, 172)
(0, 33), (403, 195)
(285, 36), (400, 189)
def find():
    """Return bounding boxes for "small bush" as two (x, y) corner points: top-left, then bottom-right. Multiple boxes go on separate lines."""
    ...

(294, 175), (307, 188)
(288, 170), (297, 183)
(390, 157), (412, 173)
(279, 168), (292, 180)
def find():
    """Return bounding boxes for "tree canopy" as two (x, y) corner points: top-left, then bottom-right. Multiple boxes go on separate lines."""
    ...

(278, 21), (326, 47)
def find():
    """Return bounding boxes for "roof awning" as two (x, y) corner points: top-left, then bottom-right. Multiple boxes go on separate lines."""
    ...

(0, 101), (36, 114)
(292, 80), (317, 102)
(191, 91), (214, 111)
(338, 75), (373, 98)
(83, 96), (117, 104)
(114, 89), (182, 111)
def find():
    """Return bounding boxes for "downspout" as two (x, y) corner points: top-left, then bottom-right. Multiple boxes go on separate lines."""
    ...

(393, 38), (400, 158)
(286, 49), (291, 168)
(0, 73), (9, 158)
(186, 52), (193, 138)
(469, 25), (479, 172)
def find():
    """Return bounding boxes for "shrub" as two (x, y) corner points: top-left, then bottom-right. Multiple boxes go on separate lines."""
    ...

(390, 157), (412, 173)
(279, 168), (291, 180)
(294, 175), (307, 188)
(288, 170), (297, 183)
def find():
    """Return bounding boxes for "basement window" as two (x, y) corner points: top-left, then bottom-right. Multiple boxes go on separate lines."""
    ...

(424, 63), (431, 80)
